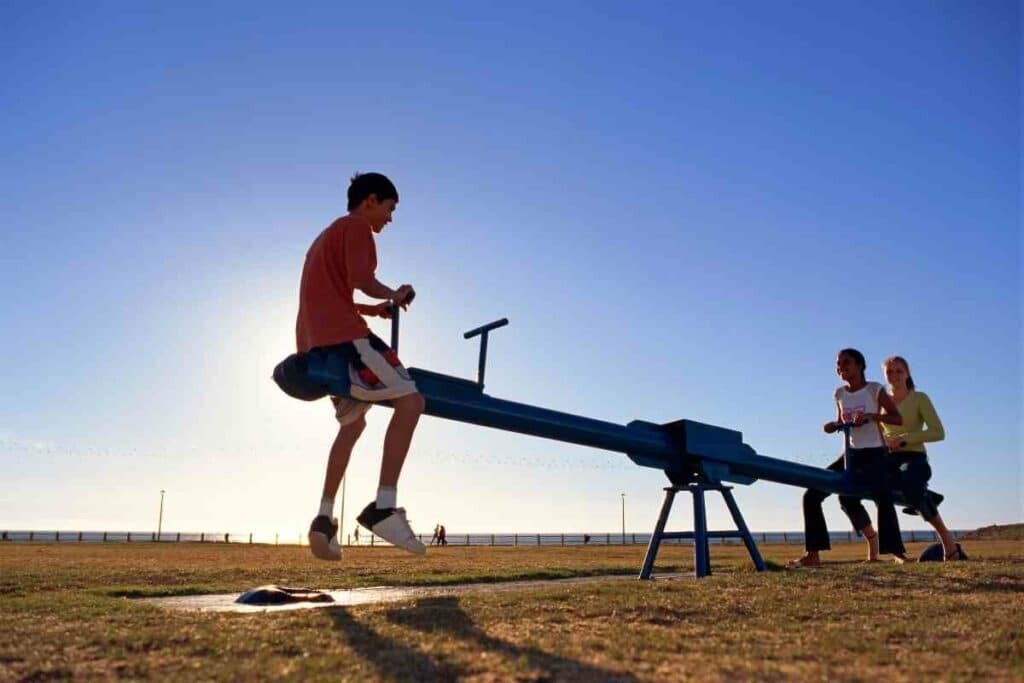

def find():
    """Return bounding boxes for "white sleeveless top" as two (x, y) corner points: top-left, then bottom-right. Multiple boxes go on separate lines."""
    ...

(834, 382), (885, 448)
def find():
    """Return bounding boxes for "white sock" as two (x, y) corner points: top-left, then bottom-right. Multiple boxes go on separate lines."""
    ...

(376, 486), (397, 509)
(319, 496), (334, 517)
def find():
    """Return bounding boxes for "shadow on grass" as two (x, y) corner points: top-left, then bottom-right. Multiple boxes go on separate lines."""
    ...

(733, 559), (785, 573)
(932, 575), (1024, 596)
(327, 607), (465, 680)
(386, 596), (640, 682)
(363, 566), (638, 588)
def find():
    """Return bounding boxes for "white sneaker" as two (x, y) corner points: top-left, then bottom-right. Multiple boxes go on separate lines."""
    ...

(308, 515), (342, 561)
(357, 502), (426, 555)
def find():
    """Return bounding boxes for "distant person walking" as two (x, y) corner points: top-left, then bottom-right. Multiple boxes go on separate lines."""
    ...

(438, 524), (447, 546)
(353, 525), (360, 545)
(881, 355), (963, 561)
(790, 348), (905, 567)
(430, 524), (440, 546)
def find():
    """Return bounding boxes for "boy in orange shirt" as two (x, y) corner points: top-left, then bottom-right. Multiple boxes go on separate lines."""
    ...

(296, 172), (425, 559)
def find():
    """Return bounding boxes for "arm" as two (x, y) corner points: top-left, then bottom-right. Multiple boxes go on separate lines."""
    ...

(900, 393), (945, 446)
(351, 276), (414, 307)
(341, 225), (414, 306)
(355, 302), (393, 319)
(870, 389), (902, 426)
(352, 275), (397, 301)
(824, 403), (842, 433)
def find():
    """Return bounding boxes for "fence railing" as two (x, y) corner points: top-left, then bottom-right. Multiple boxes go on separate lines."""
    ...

(0, 529), (969, 546)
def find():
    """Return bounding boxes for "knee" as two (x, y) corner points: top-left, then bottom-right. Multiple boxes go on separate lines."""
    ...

(342, 415), (367, 435)
(394, 392), (425, 416)
(919, 494), (941, 522)
(838, 496), (861, 516)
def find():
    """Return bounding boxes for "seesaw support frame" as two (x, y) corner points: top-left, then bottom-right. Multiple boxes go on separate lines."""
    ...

(640, 482), (765, 579)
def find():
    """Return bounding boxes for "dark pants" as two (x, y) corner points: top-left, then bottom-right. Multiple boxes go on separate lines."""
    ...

(888, 451), (939, 521)
(803, 448), (905, 555)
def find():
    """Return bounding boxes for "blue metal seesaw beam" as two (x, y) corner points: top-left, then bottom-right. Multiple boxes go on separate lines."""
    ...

(275, 309), (940, 578)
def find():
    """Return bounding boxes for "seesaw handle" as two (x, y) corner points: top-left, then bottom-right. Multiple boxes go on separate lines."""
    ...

(462, 317), (509, 388)
(463, 318), (509, 339)
(390, 305), (400, 351)
(388, 290), (415, 352)
(832, 421), (859, 469)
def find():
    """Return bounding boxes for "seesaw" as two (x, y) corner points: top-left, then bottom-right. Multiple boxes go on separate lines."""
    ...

(274, 309), (944, 578)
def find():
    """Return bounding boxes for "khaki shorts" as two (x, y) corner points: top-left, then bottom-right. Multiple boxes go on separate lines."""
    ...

(329, 333), (418, 427)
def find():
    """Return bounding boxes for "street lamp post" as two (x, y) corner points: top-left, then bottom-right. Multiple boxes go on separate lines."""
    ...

(621, 492), (626, 544)
(157, 489), (165, 541)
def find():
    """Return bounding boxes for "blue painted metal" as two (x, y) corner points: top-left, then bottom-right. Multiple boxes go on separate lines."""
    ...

(693, 486), (710, 577)
(463, 318), (510, 339)
(722, 486), (766, 572)
(638, 484), (766, 579)
(639, 488), (675, 579)
(390, 305), (401, 351)
(462, 318), (508, 388)
(276, 313), (939, 578)
(301, 346), (848, 491)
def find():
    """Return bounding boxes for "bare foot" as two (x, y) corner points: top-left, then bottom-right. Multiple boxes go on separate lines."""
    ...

(893, 553), (909, 565)
(788, 554), (822, 568)
(863, 531), (879, 562)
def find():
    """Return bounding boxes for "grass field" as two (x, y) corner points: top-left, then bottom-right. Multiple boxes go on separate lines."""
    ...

(2, 538), (1022, 681)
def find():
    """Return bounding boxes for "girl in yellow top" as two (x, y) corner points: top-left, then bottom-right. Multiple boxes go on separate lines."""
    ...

(881, 356), (963, 561)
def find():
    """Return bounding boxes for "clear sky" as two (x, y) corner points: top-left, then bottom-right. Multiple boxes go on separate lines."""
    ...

(1, 1), (1020, 540)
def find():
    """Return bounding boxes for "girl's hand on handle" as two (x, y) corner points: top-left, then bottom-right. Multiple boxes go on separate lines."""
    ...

(824, 421), (838, 434)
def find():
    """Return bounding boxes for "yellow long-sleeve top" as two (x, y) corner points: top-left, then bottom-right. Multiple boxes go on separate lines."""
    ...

(881, 390), (945, 455)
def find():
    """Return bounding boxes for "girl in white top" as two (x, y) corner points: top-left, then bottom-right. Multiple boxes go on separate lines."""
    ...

(833, 379), (888, 449)
(791, 348), (904, 567)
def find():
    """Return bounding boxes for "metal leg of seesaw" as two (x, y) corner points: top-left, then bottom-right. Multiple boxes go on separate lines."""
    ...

(638, 483), (765, 579)
(720, 485), (765, 573)
(639, 487), (676, 580)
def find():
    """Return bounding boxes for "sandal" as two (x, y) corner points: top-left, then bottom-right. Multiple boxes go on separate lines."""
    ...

(787, 555), (822, 568)
(944, 544), (967, 562)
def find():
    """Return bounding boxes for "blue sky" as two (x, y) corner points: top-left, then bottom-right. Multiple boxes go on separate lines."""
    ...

(1, 1), (1020, 539)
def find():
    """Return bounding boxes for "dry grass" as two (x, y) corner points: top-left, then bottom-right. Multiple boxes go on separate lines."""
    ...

(963, 523), (1024, 541)
(1, 540), (1022, 681)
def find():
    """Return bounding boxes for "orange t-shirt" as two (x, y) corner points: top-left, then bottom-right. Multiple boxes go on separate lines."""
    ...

(296, 215), (377, 352)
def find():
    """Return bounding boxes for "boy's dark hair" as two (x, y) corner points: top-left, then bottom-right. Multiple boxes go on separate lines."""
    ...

(839, 347), (867, 383)
(347, 172), (398, 211)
